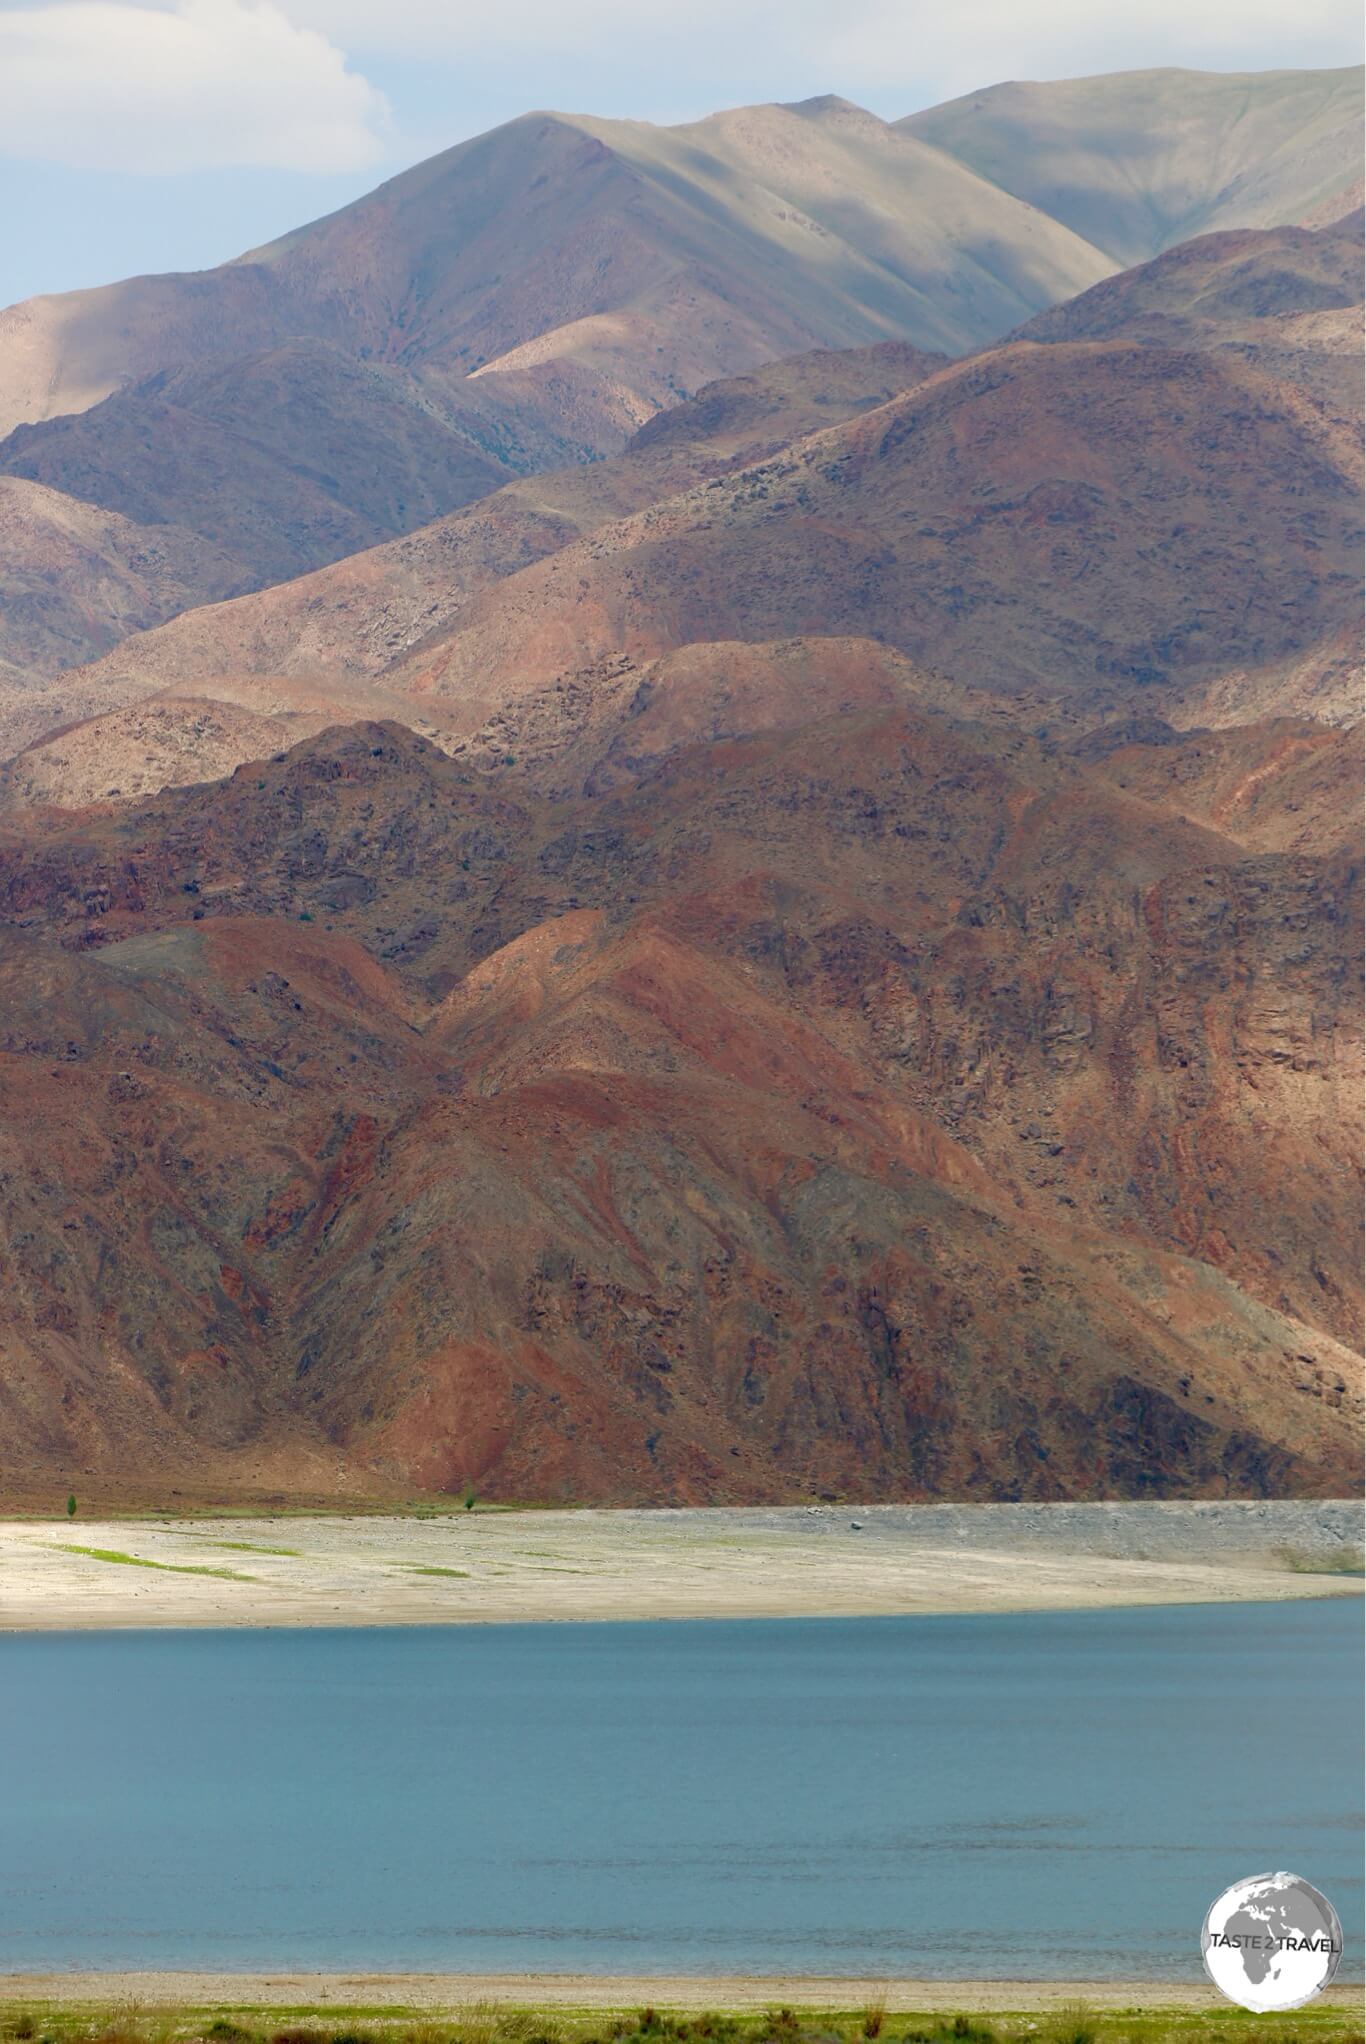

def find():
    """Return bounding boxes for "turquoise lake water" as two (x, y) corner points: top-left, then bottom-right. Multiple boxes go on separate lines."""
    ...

(0, 1599), (1360, 1977)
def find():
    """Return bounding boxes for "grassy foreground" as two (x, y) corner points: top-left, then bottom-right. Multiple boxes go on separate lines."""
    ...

(2, 2002), (1360, 2044)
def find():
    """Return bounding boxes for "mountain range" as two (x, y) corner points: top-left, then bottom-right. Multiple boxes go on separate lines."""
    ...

(0, 66), (1359, 681)
(9, 205), (1359, 796)
(0, 66), (1360, 1507)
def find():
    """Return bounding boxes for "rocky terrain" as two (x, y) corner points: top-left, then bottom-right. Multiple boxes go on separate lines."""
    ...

(0, 477), (246, 683)
(383, 338), (1361, 732)
(0, 665), (1358, 1502)
(10, 211), (1356, 798)
(0, 98), (1112, 452)
(1, 1501), (1359, 1627)
(1019, 209), (1365, 421)
(0, 341), (952, 778)
(0, 70), (1359, 1510)
(0, 343), (516, 591)
(0, 70), (1358, 684)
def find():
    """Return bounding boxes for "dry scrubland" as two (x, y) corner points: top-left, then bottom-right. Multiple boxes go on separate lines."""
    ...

(0, 1501), (1359, 1630)
(0, 1989), (1360, 2038)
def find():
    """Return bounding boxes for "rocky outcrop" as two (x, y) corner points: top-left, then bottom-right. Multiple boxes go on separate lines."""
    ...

(0, 673), (1357, 1506)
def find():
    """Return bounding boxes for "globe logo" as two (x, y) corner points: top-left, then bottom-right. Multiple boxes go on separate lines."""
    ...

(1202, 1871), (1343, 2011)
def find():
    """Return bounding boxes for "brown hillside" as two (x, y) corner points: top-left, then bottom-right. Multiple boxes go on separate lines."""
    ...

(0, 477), (245, 688)
(0, 679), (1357, 1505)
(391, 342), (1362, 727)
(0, 344), (950, 784)
(0, 342), (515, 591)
(1017, 211), (1365, 419)
(0, 101), (1110, 442)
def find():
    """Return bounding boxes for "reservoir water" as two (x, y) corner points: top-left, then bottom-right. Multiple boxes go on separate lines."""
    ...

(0, 1599), (1360, 1977)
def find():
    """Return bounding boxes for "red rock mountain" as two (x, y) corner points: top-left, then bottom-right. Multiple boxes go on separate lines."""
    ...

(0, 341), (954, 784)
(386, 338), (1362, 730)
(0, 660), (1358, 1506)
(8, 212), (1360, 795)
(0, 76), (1360, 1509)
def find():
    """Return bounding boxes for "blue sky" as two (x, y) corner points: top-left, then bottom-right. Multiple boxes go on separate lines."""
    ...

(0, 0), (1362, 307)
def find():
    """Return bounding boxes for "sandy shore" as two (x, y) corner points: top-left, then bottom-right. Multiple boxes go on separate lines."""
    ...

(2, 1973), (1361, 2013)
(0, 1501), (1359, 1630)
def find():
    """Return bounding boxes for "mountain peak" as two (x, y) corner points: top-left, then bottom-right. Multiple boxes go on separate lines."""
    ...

(781, 93), (888, 134)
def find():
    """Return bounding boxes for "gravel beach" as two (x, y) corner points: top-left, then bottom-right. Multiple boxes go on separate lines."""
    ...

(0, 1499), (1359, 1630)
(0, 1973), (1361, 2012)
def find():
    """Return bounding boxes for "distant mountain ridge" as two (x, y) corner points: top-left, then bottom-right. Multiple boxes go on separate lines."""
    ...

(0, 98), (1113, 442)
(4, 210), (1359, 795)
(4, 66), (1356, 442)
(0, 65), (1358, 696)
(0, 70), (1361, 1511)
(900, 66), (1364, 265)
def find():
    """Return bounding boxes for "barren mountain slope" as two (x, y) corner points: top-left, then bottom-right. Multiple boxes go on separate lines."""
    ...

(0, 100), (1110, 443)
(6, 216), (1359, 802)
(1075, 715), (1364, 856)
(0, 668), (1358, 1505)
(0, 342), (516, 590)
(0, 477), (246, 683)
(0, 343), (950, 785)
(900, 66), (1365, 266)
(388, 341), (1363, 728)
(1018, 210), (1365, 417)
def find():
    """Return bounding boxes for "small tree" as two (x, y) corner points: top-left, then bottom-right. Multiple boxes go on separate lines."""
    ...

(462, 1481), (476, 1512)
(66, 1494), (76, 1518)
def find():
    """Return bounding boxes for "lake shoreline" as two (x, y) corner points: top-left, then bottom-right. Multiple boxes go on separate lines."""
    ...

(2, 1974), (1362, 2013)
(0, 1501), (1360, 1632)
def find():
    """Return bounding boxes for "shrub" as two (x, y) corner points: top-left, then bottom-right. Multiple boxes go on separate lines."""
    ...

(1043, 2007), (1094, 2044)
(1277, 1544), (1365, 1576)
(864, 2008), (886, 2041)
(451, 2003), (500, 2044)
(492, 2018), (540, 2044)
(762, 2015), (800, 2044)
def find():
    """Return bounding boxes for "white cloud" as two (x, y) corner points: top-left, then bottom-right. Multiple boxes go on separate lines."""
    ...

(0, 0), (388, 172)
(0, 0), (1356, 185)
(821, 0), (1365, 99)
(283, 0), (1362, 95)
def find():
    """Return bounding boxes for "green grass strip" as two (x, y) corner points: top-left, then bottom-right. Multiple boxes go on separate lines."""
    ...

(207, 1540), (301, 1557)
(49, 1543), (256, 1582)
